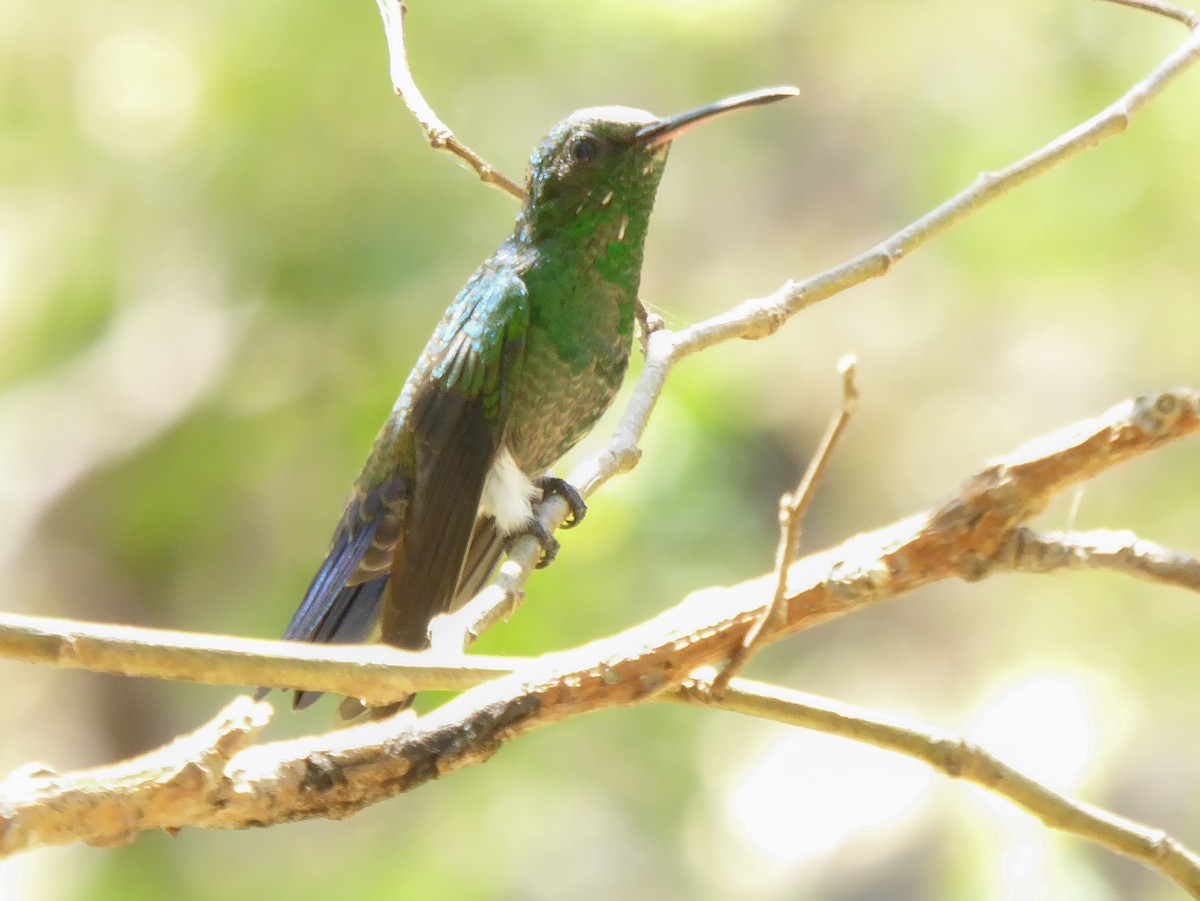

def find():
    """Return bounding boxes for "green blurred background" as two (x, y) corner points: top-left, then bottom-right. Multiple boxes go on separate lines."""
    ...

(2, 0), (1198, 898)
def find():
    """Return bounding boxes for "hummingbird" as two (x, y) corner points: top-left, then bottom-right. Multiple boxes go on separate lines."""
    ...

(260, 86), (798, 719)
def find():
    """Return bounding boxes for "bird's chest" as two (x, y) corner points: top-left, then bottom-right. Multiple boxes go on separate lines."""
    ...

(505, 282), (633, 473)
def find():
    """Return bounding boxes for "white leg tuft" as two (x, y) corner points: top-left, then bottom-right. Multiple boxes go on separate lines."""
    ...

(479, 446), (539, 535)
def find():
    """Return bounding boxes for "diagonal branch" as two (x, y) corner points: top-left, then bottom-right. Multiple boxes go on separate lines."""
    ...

(670, 0), (1200, 355)
(674, 672), (1200, 897)
(374, 0), (525, 200)
(713, 356), (859, 695)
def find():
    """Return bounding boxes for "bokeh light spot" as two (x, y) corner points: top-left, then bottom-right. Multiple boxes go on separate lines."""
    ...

(74, 30), (200, 158)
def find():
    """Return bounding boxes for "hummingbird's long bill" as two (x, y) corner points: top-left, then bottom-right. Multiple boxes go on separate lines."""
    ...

(634, 85), (799, 148)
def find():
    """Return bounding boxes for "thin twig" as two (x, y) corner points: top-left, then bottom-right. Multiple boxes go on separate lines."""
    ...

(374, 0), (525, 201)
(664, 0), (1200, 360)
(674, 671), (1200, 897)
(712, 356), (859, 696)
(1104, 0), (1200, 29)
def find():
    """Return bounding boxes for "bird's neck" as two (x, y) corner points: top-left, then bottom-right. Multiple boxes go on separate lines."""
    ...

(515, 192), (654, 306)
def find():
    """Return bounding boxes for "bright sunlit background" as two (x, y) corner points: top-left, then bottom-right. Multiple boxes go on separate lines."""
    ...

(1, 0), (1198, 898)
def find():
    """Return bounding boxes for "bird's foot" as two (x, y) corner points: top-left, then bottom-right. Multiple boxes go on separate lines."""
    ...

(505, 477), (584, 567)
(534, 475), (586, 528)
(504, 518), (561, 569)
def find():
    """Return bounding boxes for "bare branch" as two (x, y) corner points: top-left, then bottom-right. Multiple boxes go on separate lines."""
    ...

(0, 612), (518, 704)
(713, 356), (859, 695)
(672, 4), (1200, 354)
(1005, 527), (1200, 593)
(1103, 0), (1200, 29)
(1, 698), (270, 855)
(674, 672), (1200, 897)
(374, 0), (525, 201)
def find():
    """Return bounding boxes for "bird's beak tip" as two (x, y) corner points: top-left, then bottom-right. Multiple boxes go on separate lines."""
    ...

(635, 85), (799, 148)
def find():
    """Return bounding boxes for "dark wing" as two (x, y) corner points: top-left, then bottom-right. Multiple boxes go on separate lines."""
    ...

(254, 471), (405, 706)
(326, 517), (506, 721)
(279, 493), (396, 646)
(453, 516), (506, 610)
(381, 266), (530, 649)
(290, 576), (387, 709)
(382, 387), (493, 647)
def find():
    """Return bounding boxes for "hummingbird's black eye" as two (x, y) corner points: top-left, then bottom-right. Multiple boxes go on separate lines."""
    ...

(570, 136), (599, 163)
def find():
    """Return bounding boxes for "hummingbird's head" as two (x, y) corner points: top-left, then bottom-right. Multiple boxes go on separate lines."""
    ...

(520, 106), (669, 244)
(518, 86), (799, 246)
